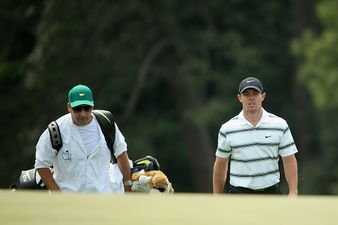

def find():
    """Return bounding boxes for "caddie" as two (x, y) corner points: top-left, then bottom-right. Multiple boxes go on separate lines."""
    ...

(34, 84), (132, 193)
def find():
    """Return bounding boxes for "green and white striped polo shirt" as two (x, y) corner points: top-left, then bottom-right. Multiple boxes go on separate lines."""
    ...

(216, 109), (298, 190)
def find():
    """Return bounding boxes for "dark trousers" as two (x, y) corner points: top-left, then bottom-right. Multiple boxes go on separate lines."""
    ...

(228, 184), (281, 195)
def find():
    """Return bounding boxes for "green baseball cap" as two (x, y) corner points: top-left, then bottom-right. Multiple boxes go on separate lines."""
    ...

(68, 84), (94, 108)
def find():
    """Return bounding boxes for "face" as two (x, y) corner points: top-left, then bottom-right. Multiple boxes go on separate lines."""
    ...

(237, 89), (266, 113)
(67, 104), (93, 126)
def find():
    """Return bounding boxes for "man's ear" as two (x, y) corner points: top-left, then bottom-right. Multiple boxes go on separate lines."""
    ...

(262, 92), (267, 101)
(67, 103), (72, 113)
(237, 94), (242, 103)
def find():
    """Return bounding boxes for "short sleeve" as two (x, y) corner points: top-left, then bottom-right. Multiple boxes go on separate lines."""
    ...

(113, 123), (127, 158)
(215, 126), (232, 158)
(278, 124), (298, 157)
(35, 129), (58, 169)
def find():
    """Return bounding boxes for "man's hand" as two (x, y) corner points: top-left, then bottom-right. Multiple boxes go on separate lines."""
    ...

(36, 168), (60, 191)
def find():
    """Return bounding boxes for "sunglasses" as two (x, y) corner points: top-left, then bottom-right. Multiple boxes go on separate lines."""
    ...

(72, 105), (92, 112)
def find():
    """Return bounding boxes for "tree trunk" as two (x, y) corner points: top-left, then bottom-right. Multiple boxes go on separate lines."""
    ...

(290, 0), (318, 159)
(165, 72), (214, 192)
(159, 13), (214, 192)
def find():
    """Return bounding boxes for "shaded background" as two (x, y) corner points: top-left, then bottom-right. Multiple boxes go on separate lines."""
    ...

(1, 0), (338, 194)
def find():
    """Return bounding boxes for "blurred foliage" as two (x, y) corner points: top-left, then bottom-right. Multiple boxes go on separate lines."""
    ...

(2, 0), (336, 194)
(293, 1), (338, 109)
(293, 0), (338, 194)
(0, 0), (45, 188)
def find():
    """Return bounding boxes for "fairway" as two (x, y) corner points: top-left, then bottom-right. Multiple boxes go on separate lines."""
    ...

(1, 190), (337, 225)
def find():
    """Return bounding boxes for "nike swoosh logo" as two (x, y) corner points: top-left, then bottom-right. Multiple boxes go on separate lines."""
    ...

(265, 135), (271, 138)
(246, 80), (255, 83)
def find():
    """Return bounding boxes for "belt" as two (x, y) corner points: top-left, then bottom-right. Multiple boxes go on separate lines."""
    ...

(229, 184), (281, 194)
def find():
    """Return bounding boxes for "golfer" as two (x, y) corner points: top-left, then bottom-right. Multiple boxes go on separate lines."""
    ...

(213, 76), (298, 195)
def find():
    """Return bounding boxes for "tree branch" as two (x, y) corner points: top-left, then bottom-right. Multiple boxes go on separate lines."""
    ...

(122, 39), (168, 120)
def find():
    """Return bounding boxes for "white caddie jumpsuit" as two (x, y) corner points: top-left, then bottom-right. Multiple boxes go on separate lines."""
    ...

(35, 113), (127, 193)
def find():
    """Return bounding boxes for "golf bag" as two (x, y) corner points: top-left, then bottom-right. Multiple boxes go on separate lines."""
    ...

(10, 156), (160, 191)
(10, 168), (47, 190)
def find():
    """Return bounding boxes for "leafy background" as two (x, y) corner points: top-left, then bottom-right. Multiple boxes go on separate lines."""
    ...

(1, 0), (338, 194)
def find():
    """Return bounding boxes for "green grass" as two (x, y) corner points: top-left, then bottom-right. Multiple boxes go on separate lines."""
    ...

(1, 190), (337, 225)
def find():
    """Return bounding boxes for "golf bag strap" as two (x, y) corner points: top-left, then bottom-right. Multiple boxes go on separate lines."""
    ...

(47, 110), (116, 163)
(92, 110), (117, 163)
(47, 121), (62, 153)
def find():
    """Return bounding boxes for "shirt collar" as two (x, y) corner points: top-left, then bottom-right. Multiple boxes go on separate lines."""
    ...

(238, 108), (269, 127)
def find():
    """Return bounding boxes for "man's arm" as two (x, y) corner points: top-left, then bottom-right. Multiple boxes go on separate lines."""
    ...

(282, 154), (298, 196)
(213, 156), (229, 194)
(116, 151), (132, 192)
(37, 168), (60, 191)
